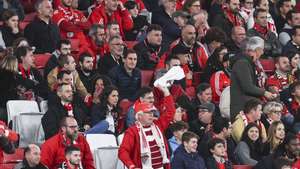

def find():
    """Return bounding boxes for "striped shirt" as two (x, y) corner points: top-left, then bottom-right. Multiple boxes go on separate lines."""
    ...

(144, 126), (163, 169)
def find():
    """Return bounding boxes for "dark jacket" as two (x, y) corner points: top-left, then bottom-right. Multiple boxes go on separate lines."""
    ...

(282, 41), (300, 56)
(230, 54), (265, 121)
(108, 65), (141, 101)
(171, 144), (206, 169)
(0, 69), (18, 108)
(189, 119), (208, 141)
(77, 69), (97, 94)
(124, 15), (149, 41)
(205, 156), (233, 169)
(14, 159), (48, 169)
(97, 53), (122, 75)
(0, 26), (22, 47)
(24, 17), (61, 54)
(247, 29), (281, 57)
(41, 95), (88, 139)
(0, 0), (24, 21)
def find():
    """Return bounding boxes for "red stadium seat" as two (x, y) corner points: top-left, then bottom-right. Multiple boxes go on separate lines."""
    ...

(185, 86), (196, 99)
(34, 53), (51, 69)
(125, 41), (138, 49)
(118, 99), (133, 132)
(23, 12), (36, 22)
(233, 165), (252, 169)
(19, 21), (30, 30)
(141, 70), (154, 87)
(0, 163), (17, 169)
(259, 59), (275, 74)
(2, 148), (24, 164)
(70, 39), (80, 53)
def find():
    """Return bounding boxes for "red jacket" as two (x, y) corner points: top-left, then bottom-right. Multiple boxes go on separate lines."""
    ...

(118, 95), (175, 169)
(0, 120), (18, 163)
(266, 72), (294, 92)
(88, 3), (133, 38)
(210, 71), (231, 103)
(41, 132), (95, 169)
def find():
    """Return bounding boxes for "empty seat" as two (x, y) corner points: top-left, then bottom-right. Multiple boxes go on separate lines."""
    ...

(34, 54), (51, 69)
(117, 133), (124, 145)
(13, 113), (45, 147)
(94, 147), (119, 169)
(6, 100), (40, 125)
(86, 134), (118, 151)
(259, 59), (275, 73)
(2, 148), (24, 164)
(141, 70), (154, 87)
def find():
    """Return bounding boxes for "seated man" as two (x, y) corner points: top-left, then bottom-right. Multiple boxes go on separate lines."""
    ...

(86, 24), (108, 61)
(42, 83), (89, 139)
(14, 144), (47, 169)
(171, 131), (206, 169)
(108, 49), (141, 101)
(283, 26), (300, 55)
(77, 53), (97, 94)
(41, 116), (95, 169)
(58, 146), (82, 169)
(0, 120), (18, 162)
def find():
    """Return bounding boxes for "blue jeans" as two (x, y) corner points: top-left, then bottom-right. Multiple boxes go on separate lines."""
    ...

(85, 120), (109, 134)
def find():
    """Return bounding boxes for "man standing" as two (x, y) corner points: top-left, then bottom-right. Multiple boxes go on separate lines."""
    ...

(14, 144), (47, 169)
(24, 0), (60, 54)
(41, 116), (95, 169)
(119, 85), (175, 169)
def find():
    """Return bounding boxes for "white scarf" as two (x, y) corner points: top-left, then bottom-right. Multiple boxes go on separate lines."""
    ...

(136, 122), (169, 169)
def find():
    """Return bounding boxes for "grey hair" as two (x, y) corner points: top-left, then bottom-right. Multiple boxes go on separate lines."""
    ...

(263, 101), (283, 115)
(88, 24), (104, 37)
(35, 0), (48, 11)
(245, 36), (265, 51)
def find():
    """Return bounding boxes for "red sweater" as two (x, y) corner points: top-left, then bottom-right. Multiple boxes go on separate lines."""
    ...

(118, 95), (175, 169)
(0, 121), (18, 163)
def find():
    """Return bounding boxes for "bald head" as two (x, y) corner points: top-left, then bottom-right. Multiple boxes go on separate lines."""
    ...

(231, 26), (246, 45)
(182, 25), (196, 46)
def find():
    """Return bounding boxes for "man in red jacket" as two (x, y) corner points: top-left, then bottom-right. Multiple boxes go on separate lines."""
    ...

(119, 85), (175, 169)
(88, 0), (133, 38)
(41, 116), (95, 169)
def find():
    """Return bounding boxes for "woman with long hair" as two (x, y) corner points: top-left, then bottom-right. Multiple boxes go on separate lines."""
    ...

(87, 85), (121, 134)
(234, 123), (264, 166)
(0, 10), (22, 47)
(263, 121), (285, 154)
(91, 75), (112, 104)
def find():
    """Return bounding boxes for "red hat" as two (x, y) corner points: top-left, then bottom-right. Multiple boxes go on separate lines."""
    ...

(134, 102), (156, 114)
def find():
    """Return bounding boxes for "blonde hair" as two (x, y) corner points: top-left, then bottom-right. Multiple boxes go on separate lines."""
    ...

(0, 55), (18, 73)
(267, 121), (285, 152)
(263, 101), (283, 115)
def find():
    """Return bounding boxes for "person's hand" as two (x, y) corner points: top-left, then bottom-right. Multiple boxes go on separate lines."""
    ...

(156, 85), (170, 96)
(118, 1), (126, 10)
(264, 91), (277, 100)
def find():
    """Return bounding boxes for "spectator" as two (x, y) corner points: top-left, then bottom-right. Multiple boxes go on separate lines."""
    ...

(91, 75), (112, 104)
(267, 55), (293, 92)
(172, 10), (189, 29)
(192, 83), (213, 109)
(263, 121), (285, 155)
(15, 46), (48, 100)
(279, 10), (300, 46)
(77, 53), (96, 94)
(133, 24), (166, 70)
(206, 138), (233, 169)
(58, 146), (82, 169)
(287, 51), (300, 77)
(88, 0), (133, 38)
(12, 37), (29, 50)
(14, 144), (47, 169)
(211, 0), (245, 37)
(47, 54), (91, 101)
(202, 27), (227, 57)
(230, 36), (276, 120)
(120, 0), (146, 12)
(247, 8), (281, 58)
(97, 35), (124, 75)
(182, 0), (201, 15)
(282, 26), (300, 55)
(227, 26), (247, 53)
(234, 123), (264, 166)
(261, 101), (283, 130)
(44, 39), (71, 77)
(152, 0), (181, 49)
(168, 121), (189, 158)
(275, 0), (293, 33)
(124, 0), (149, 41)
(105, 21), (121, 41)
(41, 116), (95, 169)
(0, 10), (22, 47)
(52, 0), (90, 49)
(171, 131), (206, 169)
(232, 99), (267, 143)
(240, 0), (254, 22)
(87, 24), (108, 61)
(42, 83), (89, 139)
(0, 0), (24, 21)
(87, 86), (121, 134)
(118, 85), (175, 169)
(108, 49), (141, 100)
(0, 120), (17, 162)
(24, 0), (61, 54)
(190, 10), (209, 41)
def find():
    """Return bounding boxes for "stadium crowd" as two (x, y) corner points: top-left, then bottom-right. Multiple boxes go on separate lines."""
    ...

(2, 0), (300, 169)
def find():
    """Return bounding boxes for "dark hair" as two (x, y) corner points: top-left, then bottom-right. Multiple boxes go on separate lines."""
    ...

(60, 116), (76, 128)
(291, 25), (300, 36)
(274, 132), (298, 158)
(92, 75), (112, 94)
(196, 83), (211, 94)
(182, 0), (200, 12)
(277, 0), (292, 9)
(89, 24), (105, 37)
(243, 99), (262, 114)
(253, 8), (267, 18)
(124, 0), (138, 10)
(65, 145), (80, 155)
(57, 39), (71, 49)
(79, 52), (93, 63)
(146, 24), (162, 34)
(289, 81), (300, 95)
(108, 35), (122, 44)
(169, 121), (189, 133)
(208, 138), (225, 154)
(57, 70), (72, 80)
(273, 157), (293, 169)
(213, 117), (230, 134)
(165, 55), (180, 66)
(286, 10), (300, 21)
(182, 131), (199, 143)
(137, 87), (153, 98)
(58, 54), (73, 68)
(203, 27), (227, 44)
(124, 48), (136, 59)
(2, 9), (18, 22)
(14, 46), (32, 62)
(100, 85), (118, 104)
(274, 55), (289, 64)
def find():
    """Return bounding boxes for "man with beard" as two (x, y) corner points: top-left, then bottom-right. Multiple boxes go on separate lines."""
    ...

(41, 83), (89, 139)
(41, 116), (95, 169)
(58, 146), (83, 169)
(77, 53), (96, 94)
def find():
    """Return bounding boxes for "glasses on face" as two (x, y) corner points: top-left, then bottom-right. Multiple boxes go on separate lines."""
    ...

(272, 111), (282, 115)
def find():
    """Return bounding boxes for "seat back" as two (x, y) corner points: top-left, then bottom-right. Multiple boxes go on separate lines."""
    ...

(86, 134), (117, 151)
(125, 41), (138, 49)
(259, 59), (275, 74)
(6, 100), (40, 124)
(13, 113), (45, 147)
(141, 70), (154, 87)
(94, 147), (119, 169)
(39, 100), (48, 114)
(117, 133), (124, 145)
(34, 54), (51, 69)
(2, 148), (24, 164)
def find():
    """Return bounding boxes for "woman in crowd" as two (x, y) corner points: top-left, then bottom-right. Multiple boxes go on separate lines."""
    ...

(182, 0), (201, 16)
(263, 121), (285, 155)
(234, 123), (264, 166)
(91, 75), (112, 104)
(0, 10), (22, 47)
(88, 86), (121, 134)
(261, 101), (283, 130)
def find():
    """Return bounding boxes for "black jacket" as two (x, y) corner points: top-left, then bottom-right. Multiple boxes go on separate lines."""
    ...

(14, 160), (48, 169)
(282, 41), (300, 56)
(0, 26), (22, 47)
(24, 17), (61, 54)
(97, 53), (122, 75)
(0, 69), (18, 108)
(205, 156), (233, 169)
(77, 69), (97, 94)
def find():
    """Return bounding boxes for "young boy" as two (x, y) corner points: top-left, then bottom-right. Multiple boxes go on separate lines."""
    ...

(168, 121), (189, 158)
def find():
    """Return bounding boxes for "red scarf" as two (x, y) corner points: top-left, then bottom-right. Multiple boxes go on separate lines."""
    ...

(18, 64), (31, 79)
(217, 162), (226, 169)
(253, 23), (268, 38)
(224, 8), (244, 26)
(64, 103), (73, 112)
(291, 99), (300, 116)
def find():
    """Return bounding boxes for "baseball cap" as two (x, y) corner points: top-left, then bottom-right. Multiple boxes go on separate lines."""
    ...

(134, 102), (157, 114)
(197, 103), (215, 113)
